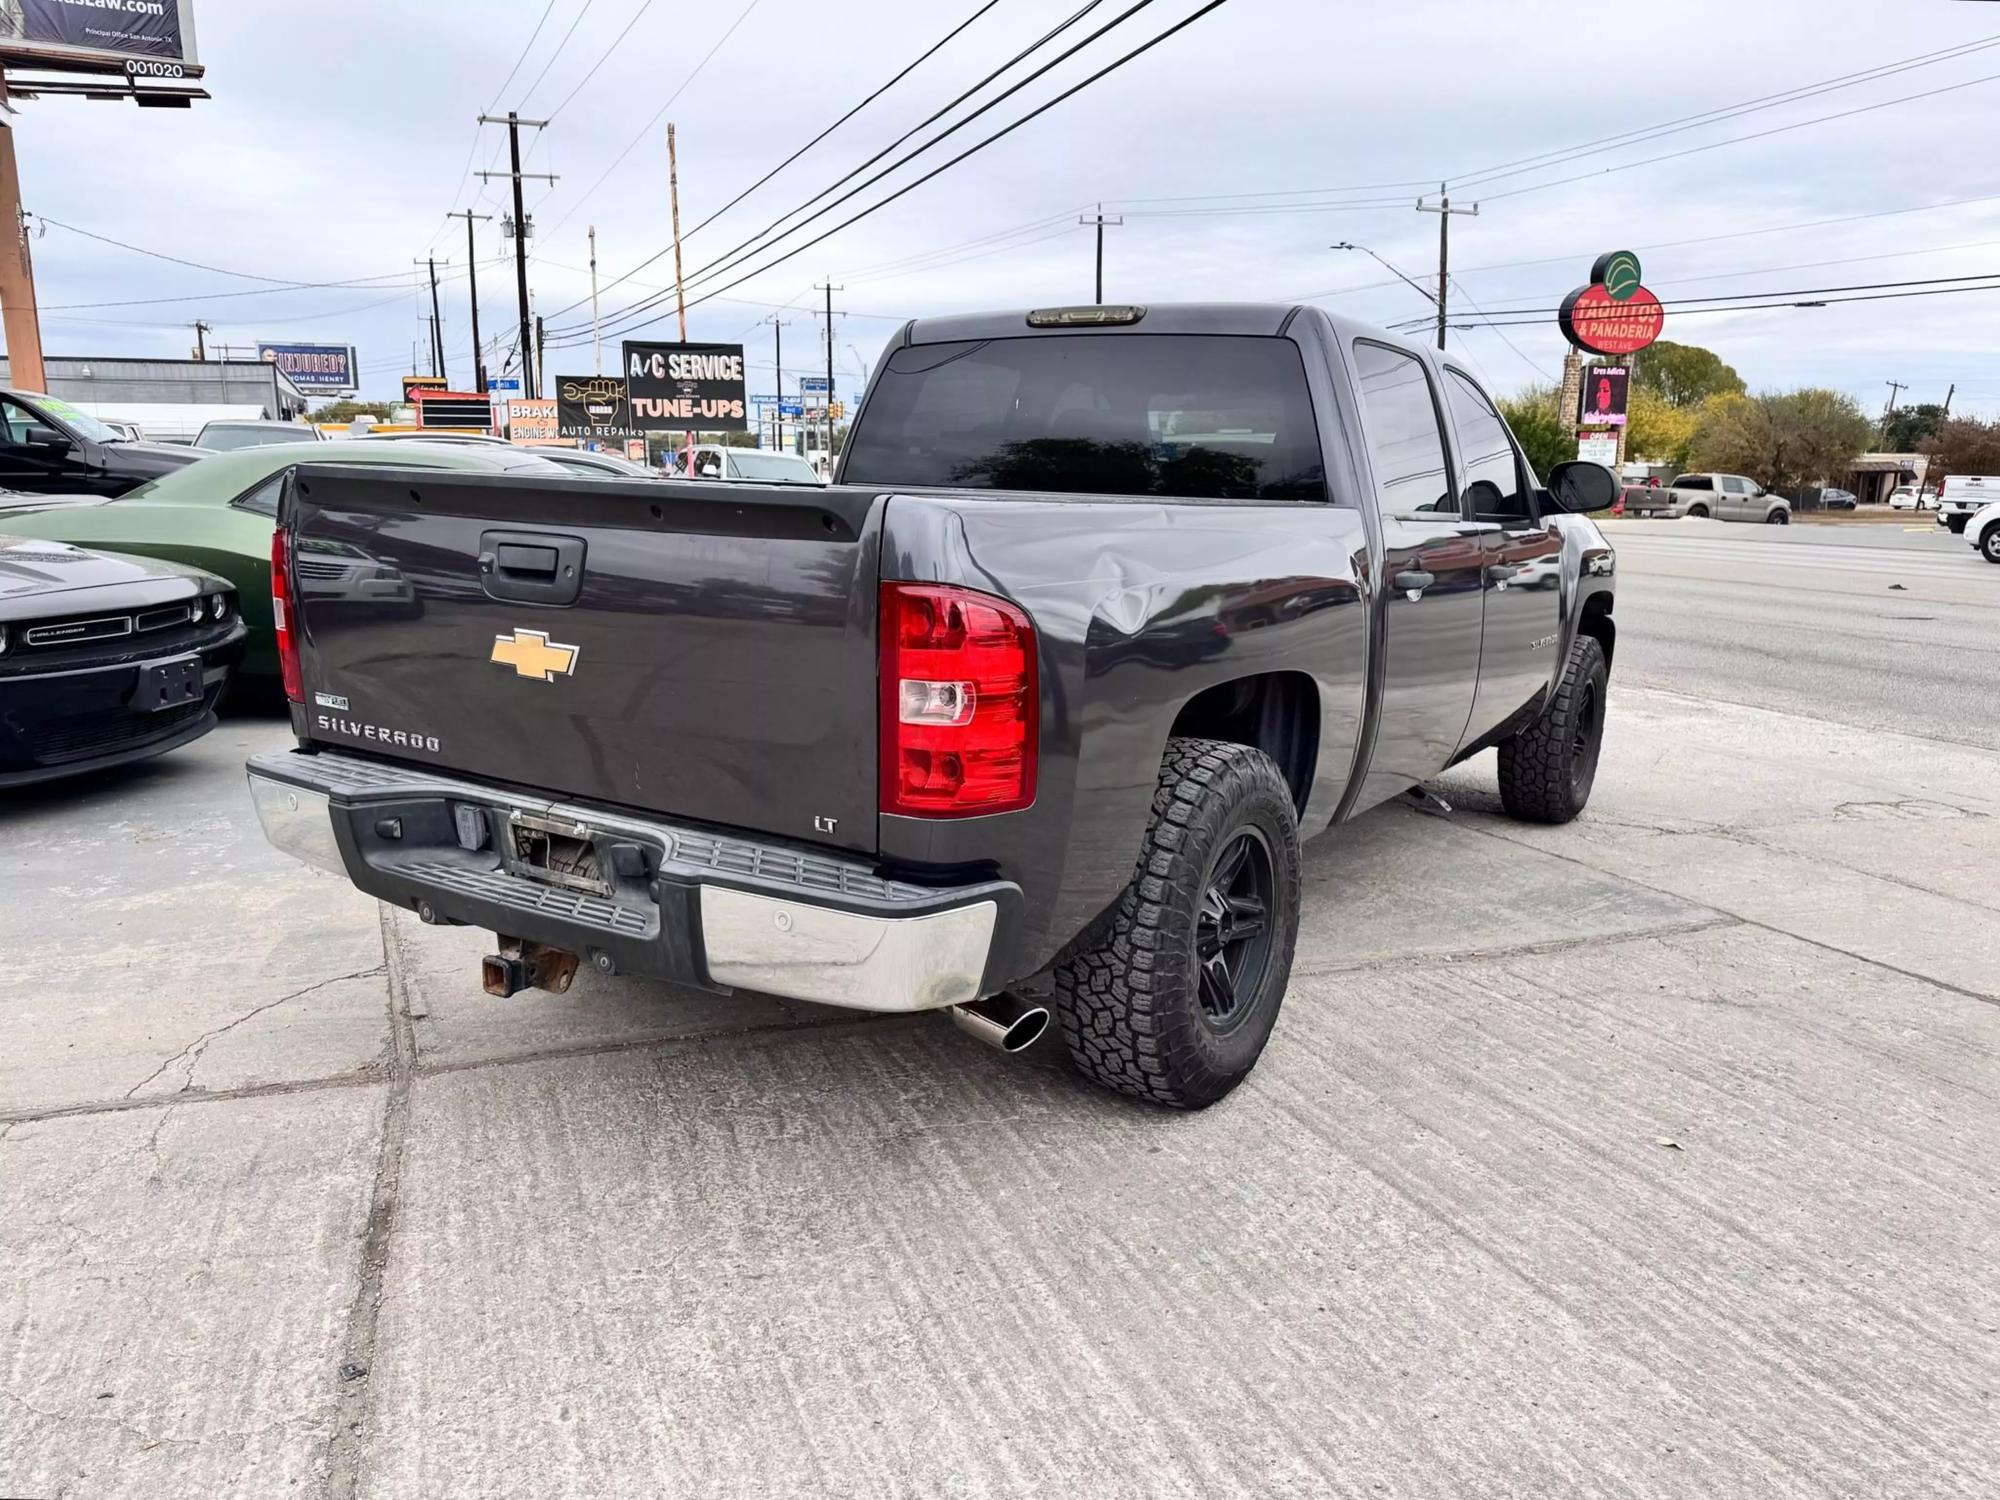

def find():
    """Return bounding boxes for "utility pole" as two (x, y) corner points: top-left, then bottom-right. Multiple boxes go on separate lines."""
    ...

(448, 212), (492, 392)
(1882, 380), (1907, 422)
(0, 78), (46, 394)
(535, 313), (545, 393)
(1079, 202), (1122, 303)
(1416, 183), (1478, 351)
(478, 113), (556, 397)
(815, 281), (842, 470)
(588, 225), (602, 375)
(764, 314), (791, 452)
(1941, 382), (1955, 423)
(191, 320), (210, 361)
(412, 256), (447, 381)
(667, 122), (693, 470)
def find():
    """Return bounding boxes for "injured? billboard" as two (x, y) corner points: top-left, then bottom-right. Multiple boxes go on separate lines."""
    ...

(622, 341), (748, 432)
(0, 0), (198, 68)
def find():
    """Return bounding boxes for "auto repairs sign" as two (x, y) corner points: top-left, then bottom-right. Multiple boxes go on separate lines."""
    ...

(258, 342), (357, 395)
(623, 341), (748, 431)
(555, 374), (642, 441)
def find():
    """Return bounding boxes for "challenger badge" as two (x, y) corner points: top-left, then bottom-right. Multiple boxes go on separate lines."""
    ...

(491, 629), (580, 682)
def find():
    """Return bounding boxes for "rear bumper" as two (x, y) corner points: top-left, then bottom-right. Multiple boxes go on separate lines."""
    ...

(246, 748), (1016, 1013)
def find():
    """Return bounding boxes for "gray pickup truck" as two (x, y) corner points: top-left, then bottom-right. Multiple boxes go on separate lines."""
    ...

(248, 303), (1620, 1109)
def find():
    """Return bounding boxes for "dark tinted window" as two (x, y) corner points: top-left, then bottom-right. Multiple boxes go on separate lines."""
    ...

(1673, 474), (1712, 492)
(1350, 341), (1456, 521)
(841, 334), (1326, 500)
(232, 474), (286, 518)
(1443, 370), (1533, 523)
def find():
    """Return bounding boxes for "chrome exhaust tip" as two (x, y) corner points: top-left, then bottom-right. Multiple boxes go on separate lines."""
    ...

(949, 994), (1050, 1054)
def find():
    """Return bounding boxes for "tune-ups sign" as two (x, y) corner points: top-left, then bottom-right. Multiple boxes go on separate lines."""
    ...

(1559, 250), (1664, 357)
(622, 341), (748, 432)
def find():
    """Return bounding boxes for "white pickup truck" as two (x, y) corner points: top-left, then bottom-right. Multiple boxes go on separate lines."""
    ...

(1935, 474), (1998, 535)
(1657, 472), (1791, 524)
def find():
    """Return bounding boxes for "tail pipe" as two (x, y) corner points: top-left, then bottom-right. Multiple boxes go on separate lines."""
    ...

(949, 994), (1050, 1054)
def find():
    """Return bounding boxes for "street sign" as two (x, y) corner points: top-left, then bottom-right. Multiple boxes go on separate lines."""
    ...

(487, 376), (523, 394)
(781, 402), (804, 418)
(799, 374), (833, 395)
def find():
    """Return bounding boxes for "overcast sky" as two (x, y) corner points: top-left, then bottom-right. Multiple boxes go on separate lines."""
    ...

(17, 0), (2000, 415)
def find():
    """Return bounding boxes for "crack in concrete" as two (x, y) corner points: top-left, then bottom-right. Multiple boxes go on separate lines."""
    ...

(1291, 914), (1741, 978)
(320, 908), (415, 1500)
(2, 1387), (202, 1451)
(120, 965), (388, 1102)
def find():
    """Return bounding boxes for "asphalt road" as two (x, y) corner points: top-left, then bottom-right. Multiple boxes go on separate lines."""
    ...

(4, 525), (1998, 1499)
(1604, 516), (2000, 750)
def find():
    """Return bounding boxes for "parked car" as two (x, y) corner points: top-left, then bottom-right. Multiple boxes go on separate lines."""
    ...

(1963, 501), (2000, 564)
(1658, 472), (1791, 524)
(1934, 474), (1997, 532)
(0, 388), (202, 496)
(0, 537), (244, 787)
(193, 419), (327, 453)
(667, 444), (825, 485)
(1889, 484), (1939, 512)
(247, 302), (1621, 1110)
(102, 420), (145, 443)
(538, 448), (663, 480)
(1817, 487), (1858, 510)
(0, 439), (571, 680)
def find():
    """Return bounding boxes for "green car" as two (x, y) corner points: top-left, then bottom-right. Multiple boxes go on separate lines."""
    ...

(0, 439), (568, 679)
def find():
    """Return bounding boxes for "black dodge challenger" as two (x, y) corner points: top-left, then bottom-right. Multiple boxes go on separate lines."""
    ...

(1, 537), (246, 788)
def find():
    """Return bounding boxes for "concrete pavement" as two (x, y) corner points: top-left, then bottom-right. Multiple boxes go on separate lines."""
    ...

(4, 549), (1999, 1498)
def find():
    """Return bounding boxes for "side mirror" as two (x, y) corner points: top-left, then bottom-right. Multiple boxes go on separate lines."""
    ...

(23, 425), (72, 453)
(1547, 460), (1619, 514)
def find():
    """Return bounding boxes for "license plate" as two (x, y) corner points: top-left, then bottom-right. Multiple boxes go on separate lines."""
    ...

(135, 654), (205, 712)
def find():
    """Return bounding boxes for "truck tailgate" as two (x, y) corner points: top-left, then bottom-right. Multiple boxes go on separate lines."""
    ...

(283, 465), (882, 855)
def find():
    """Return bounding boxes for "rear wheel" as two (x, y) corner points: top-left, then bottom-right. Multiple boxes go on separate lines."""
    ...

(1980, 525), (2000, 565)
(1497, 634), (1608, 825)
(1050, 738), (1301, 1110)
(1686, 504), (1709, 519)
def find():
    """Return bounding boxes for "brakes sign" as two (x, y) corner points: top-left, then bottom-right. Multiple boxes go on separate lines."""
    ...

(622, 341), (749, 431)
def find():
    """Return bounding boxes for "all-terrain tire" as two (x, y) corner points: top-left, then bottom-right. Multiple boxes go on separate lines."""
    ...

(1497, 634), (1608, 824)
(1050, 738), (1301, 1110)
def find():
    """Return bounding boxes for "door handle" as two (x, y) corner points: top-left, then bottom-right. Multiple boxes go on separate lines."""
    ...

(479, 529), (586, 606)
(1391, 569), (1435, 598)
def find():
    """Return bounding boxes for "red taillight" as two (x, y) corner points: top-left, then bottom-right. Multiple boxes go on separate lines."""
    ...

(880, 582), (1037, 818)
(271, 526), (302, 704)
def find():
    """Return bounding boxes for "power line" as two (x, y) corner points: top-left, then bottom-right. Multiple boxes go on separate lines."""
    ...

(547, 0), (658, 120)
(37, 217), (417, 290)
(534, 0), (767, 248)
(552, 0), (1127, 340)
(551, 0), (1233, 348)
(517, 0), (599, 110)
(541, 0), (993, 326)
(1437, 280), (2000, 329)
(427, 1), (562, 249)
(1393, 272), (2000, 330)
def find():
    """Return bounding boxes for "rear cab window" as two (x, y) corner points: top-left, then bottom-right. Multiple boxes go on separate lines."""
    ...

(840, 333), (1327, 500)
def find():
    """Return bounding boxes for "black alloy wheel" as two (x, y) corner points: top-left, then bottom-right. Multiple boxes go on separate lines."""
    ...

(1193, 827), (1275, 1033)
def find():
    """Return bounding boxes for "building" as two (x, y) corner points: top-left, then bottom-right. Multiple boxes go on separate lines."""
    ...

(0, 354), (310, 442)
(1843, 452), (1928, 505)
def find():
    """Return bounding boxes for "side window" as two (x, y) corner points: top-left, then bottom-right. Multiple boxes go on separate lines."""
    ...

(1675, 475), (1712, 492)
(1721, 476), (1747, 494)
(0, 398), (37, 446)
(1350, 341), (1457, 521)
(1442, 370), (1534, 523)
(232, 474), (286, 518)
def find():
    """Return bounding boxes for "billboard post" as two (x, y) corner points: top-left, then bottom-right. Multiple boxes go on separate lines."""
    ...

(0, 77), (46, 393)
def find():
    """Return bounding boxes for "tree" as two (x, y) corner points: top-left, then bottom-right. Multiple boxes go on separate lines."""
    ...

(1631, 341), (1746, 408)
(1625, 387), (1697, 470)
(1689, 388), (1874, 491)
(308, 400), (394, 423)
(1882, 402), (1946, 453)
(1920, 416), (2000, 483)
(1496, 385), (1572, 480)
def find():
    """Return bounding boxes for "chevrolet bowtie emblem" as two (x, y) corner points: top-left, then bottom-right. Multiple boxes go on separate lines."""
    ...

(490, 629), (580, 681)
